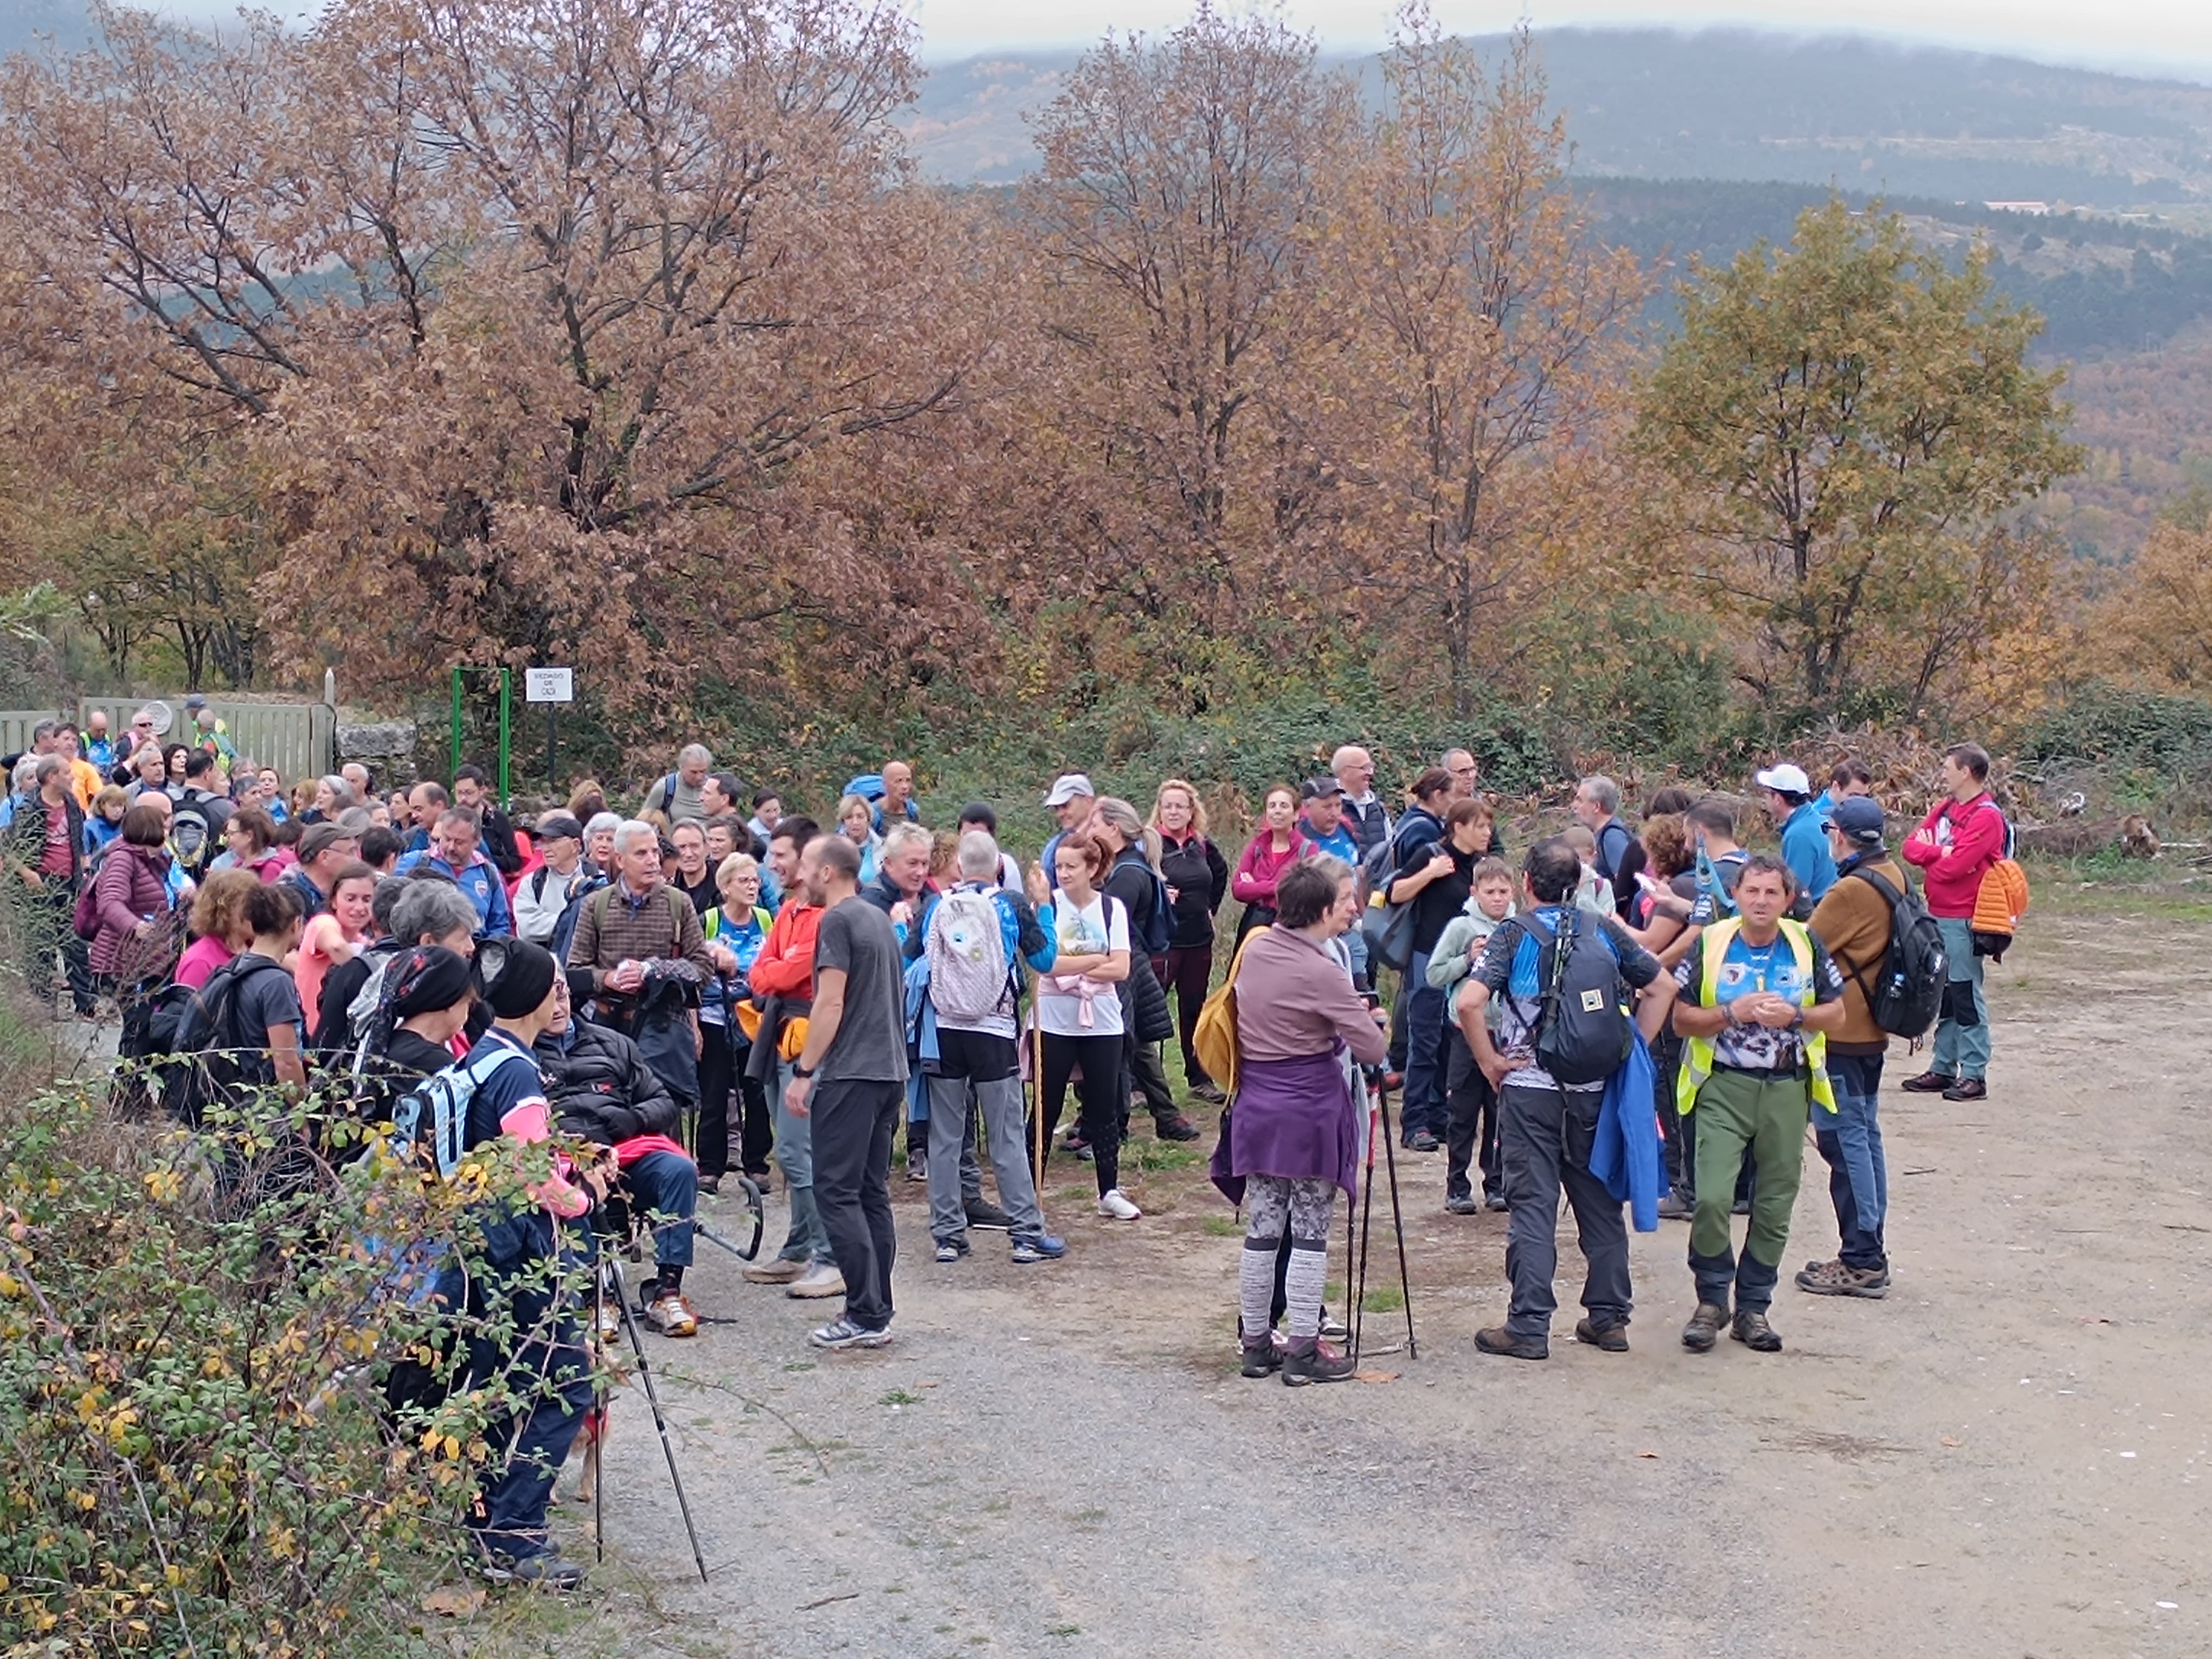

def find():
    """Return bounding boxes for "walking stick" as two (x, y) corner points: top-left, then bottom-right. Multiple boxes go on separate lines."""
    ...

(591, 1265), (606, 1564)
(612, 1274), (710, 1584)
(1031, 974), (1046, 1193)
(1374, 1082), (1418, 1360)
(1351, 1085), (1379, 1364)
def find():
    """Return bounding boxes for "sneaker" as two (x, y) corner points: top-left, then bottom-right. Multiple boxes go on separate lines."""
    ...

(1901, 1070), (1956, 1094)
(1484, 1191), (1508, 1212)
(1573, 1317), (1629, 1353)
(1796, 1259), (1891, 1298)
(1154, 1111), (1201, 1142)
(1731, 1308), (1783, 1352)
(1474, 1325), (1549, 1361)
(1010, 1233), (1067, 1264)
(1730, 1196), (1752, 1216)
(1404, 1129), (1441, 1154)
(1096, 1188), (1141, 1221)
(1190, 1081), (1227, 1105)
(808, 1317), (892, 1350)
(933, 1236), (970, 1264)
(696, 1173), (721, 1196)
(1942, 1077), (1988, 1102)
(786, 1263), (846, 1299)
(1319, 1307), (1350, 1342)
(1380, 1070), (1404, 1091)
(1282, 1340), (1358, 1386)
(594, 1297), (623, 1345)
(1656, 1192), (1692, 1220)
(1681, 1302), (1728, 1352)
(905, 1147), (928, 1181)
(1444, 1193), (1482, 1216)
(471, 1541), (584, 1592)
(742, 1256), (805, 1285)
(964, 1198), (1014, 1231)
(1240, 1339), (1283, 1378)
(645, 1291), (699, 1338)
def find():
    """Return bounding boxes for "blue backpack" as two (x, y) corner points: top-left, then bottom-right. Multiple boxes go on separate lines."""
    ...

(389, 1045), (535, 1179)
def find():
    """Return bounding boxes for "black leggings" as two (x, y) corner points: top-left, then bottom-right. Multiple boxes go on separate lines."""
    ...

(1039, 1031), (1123, 1197)
(1159, 945), (1214, 1082)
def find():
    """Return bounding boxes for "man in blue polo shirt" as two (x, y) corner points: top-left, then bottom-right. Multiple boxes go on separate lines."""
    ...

(1757, 762), (1836, 904)
(395, 808), (514, 936)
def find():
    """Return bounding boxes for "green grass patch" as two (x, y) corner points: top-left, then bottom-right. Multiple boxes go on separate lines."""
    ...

(1201, 1214), (1243, 1238)
(1360, 1285), (1406, 1314)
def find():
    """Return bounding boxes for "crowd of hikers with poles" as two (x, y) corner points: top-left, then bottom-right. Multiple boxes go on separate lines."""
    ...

(3, 714), (2029, 1591)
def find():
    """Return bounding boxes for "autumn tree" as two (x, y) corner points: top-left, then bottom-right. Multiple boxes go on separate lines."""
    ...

(2088, 518), (2212, 693)
(1635, 198), (2082, 721)
(1023, 4), (1354, 708)
(1325, 13), (1646, 719)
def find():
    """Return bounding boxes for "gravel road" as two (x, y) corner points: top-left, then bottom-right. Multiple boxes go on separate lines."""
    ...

(482, 905), (2211, 1659)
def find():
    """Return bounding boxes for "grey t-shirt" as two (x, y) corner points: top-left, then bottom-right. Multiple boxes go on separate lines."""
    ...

(228, 957), (304, 1085)
(812, 897), (910, 1085)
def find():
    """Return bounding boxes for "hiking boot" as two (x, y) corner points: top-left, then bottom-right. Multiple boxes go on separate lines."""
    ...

(472, 1540), (584, 1592)
(742, 1256), (805, 1285)
(1573, 1317), (1629, 1353)
(1154, 1111), (1201, 1142)
(1445, 1193), (1481, 1216)
(905, 1146), (928, 1181)
(1657, 1192), (1692, 1220)
(1190, 1081), (1227, 1105)
(1796, 1258), (1891, 1298)
(1485, 1190), (1508, 1212)
(1474, 1325), (1549, 1361)
(1283, 1340), (1358, 1386)
(696, 1173), (721, 1195)
(786, 1263), (846, 1299)
(1681, 1302), (1728, 1352)
(1405, 1128), (1441, 1154)
(964, 1198), (1013, 1231)
(1241, 1339), (1283, 1378)
(1942, 1077), (1988, 1102)
(644, 1291), (699, 1338)
(808, 1317), (892, 1350)
(933, 1236), (970, 1264)
(1010, 1233), (1067, 1264)
(1901, 1070), (1956, 1094)
(1731, 1308), (1782, 1352)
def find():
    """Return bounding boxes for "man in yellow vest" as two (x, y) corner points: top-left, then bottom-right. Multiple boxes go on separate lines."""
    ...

(1670, 856), (1847, 1354)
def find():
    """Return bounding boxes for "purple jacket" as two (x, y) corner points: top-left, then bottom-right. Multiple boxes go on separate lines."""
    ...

(88, 843), (174, 979)
(1210, 1047), (1361, 1206)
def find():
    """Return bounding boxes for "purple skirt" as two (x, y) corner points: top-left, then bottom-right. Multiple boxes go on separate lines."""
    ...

(1210, 1047), (1360, 1207)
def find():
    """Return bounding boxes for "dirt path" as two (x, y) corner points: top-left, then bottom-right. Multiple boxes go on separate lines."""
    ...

(507, 905), (2210, 1659)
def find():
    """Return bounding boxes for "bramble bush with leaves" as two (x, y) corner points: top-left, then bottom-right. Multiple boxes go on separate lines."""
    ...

(0, 1073), (599, 1657)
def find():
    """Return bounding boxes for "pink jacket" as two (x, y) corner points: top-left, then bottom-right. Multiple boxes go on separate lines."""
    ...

(1231, 832), (1313, 908)
(88, 844), (174, 979)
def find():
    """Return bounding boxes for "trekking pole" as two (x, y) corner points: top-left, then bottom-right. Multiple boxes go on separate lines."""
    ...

(612, 1276), (710, 1584)
(1374, 1080), (1418, 1360)
(1030, 976), (1046, 1194)
(1352, 1088), (1379, 1364)
(591, 1264), (607, 1564)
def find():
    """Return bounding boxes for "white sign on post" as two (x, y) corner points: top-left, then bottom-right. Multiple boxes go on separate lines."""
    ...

(524, 667), (574, 704)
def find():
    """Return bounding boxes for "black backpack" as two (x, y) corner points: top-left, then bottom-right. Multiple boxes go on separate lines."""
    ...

(1531, 909), (1634, 1086)
(169, 798), (214, 879)
(160, 954), (289, 1127)
(1840, 868), (1947, 1039)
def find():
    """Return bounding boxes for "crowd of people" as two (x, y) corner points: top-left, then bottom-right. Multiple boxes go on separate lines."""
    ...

(1, 708), (2025, 1591)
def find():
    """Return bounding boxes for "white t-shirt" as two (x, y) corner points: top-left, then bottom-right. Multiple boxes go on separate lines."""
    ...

(1038, 892), (1128, 1039)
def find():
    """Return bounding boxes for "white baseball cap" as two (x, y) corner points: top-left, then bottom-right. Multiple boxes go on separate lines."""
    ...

(1754, 763), (1812, 796)
(1041, 773), (1095, 808)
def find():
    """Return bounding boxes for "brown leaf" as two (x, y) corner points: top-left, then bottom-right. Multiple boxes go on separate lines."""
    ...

(1940, 1436), (1962, 1448)
(1354, 1368), (1399, 1384)
(421, 1586), (486, 1618)
(1635, 1449), (1659, 1458)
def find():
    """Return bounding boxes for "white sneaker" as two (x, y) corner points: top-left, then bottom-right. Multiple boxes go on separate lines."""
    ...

(1096, 1189), (1141, 1221)
(786, 1262), (847, 1299)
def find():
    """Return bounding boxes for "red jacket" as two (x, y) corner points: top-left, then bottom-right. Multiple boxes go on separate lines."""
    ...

(748, 900), (821, 1000)
(1231, 832), (1313, 907)
(1901, 793), (2006, 919)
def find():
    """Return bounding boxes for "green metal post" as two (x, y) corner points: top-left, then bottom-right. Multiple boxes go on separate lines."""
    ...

(497, 668), (512, 807)
(450, 666), (463, 782)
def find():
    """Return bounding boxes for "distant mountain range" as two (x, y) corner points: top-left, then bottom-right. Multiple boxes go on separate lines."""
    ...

(908, 28), (2212, 207)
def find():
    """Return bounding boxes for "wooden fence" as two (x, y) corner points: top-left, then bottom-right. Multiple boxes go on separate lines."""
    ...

(1, 697), (335, 784)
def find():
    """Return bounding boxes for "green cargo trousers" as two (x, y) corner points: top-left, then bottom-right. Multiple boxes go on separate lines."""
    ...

(1687, 1066), (1810, 1314)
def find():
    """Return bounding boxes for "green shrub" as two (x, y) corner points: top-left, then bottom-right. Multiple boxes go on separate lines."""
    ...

(0, 1082), (596, 1657)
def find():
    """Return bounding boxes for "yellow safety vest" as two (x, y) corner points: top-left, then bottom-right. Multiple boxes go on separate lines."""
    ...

(1677, 916), (1836, 1117)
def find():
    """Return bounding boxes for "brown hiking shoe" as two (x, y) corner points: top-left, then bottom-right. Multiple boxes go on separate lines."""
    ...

(1681, 1302), (1728, 1352)
(1731, 1308), (1783, 1352)
(1474, 1325), (1549, 1361)
(1282, 1340), (1358, 1386)
(1796, 1259), (1890, 1298)
(1573, 1317), (1629, 1353)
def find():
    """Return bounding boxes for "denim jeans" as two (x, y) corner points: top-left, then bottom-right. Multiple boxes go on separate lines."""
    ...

(771, 1058), (834, 1265)
(1931, 916), (1990, 1081)
(1816, 1053), (1888, 1270)
(622, 1148), (697, 1274)
(1400, 949), (1448, 1137)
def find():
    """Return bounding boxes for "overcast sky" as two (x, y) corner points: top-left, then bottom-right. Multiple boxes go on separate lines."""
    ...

(159, 0), (2212, 76)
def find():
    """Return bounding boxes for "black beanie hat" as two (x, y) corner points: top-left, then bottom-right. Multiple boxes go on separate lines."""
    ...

(389, 945), (474, 1019)
(484, 938), (560, 1020)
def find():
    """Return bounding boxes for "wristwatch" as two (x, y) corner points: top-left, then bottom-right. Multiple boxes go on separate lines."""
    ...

(791, 1064), (814, 1079)
(1787, 1008), (1804, 1031)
